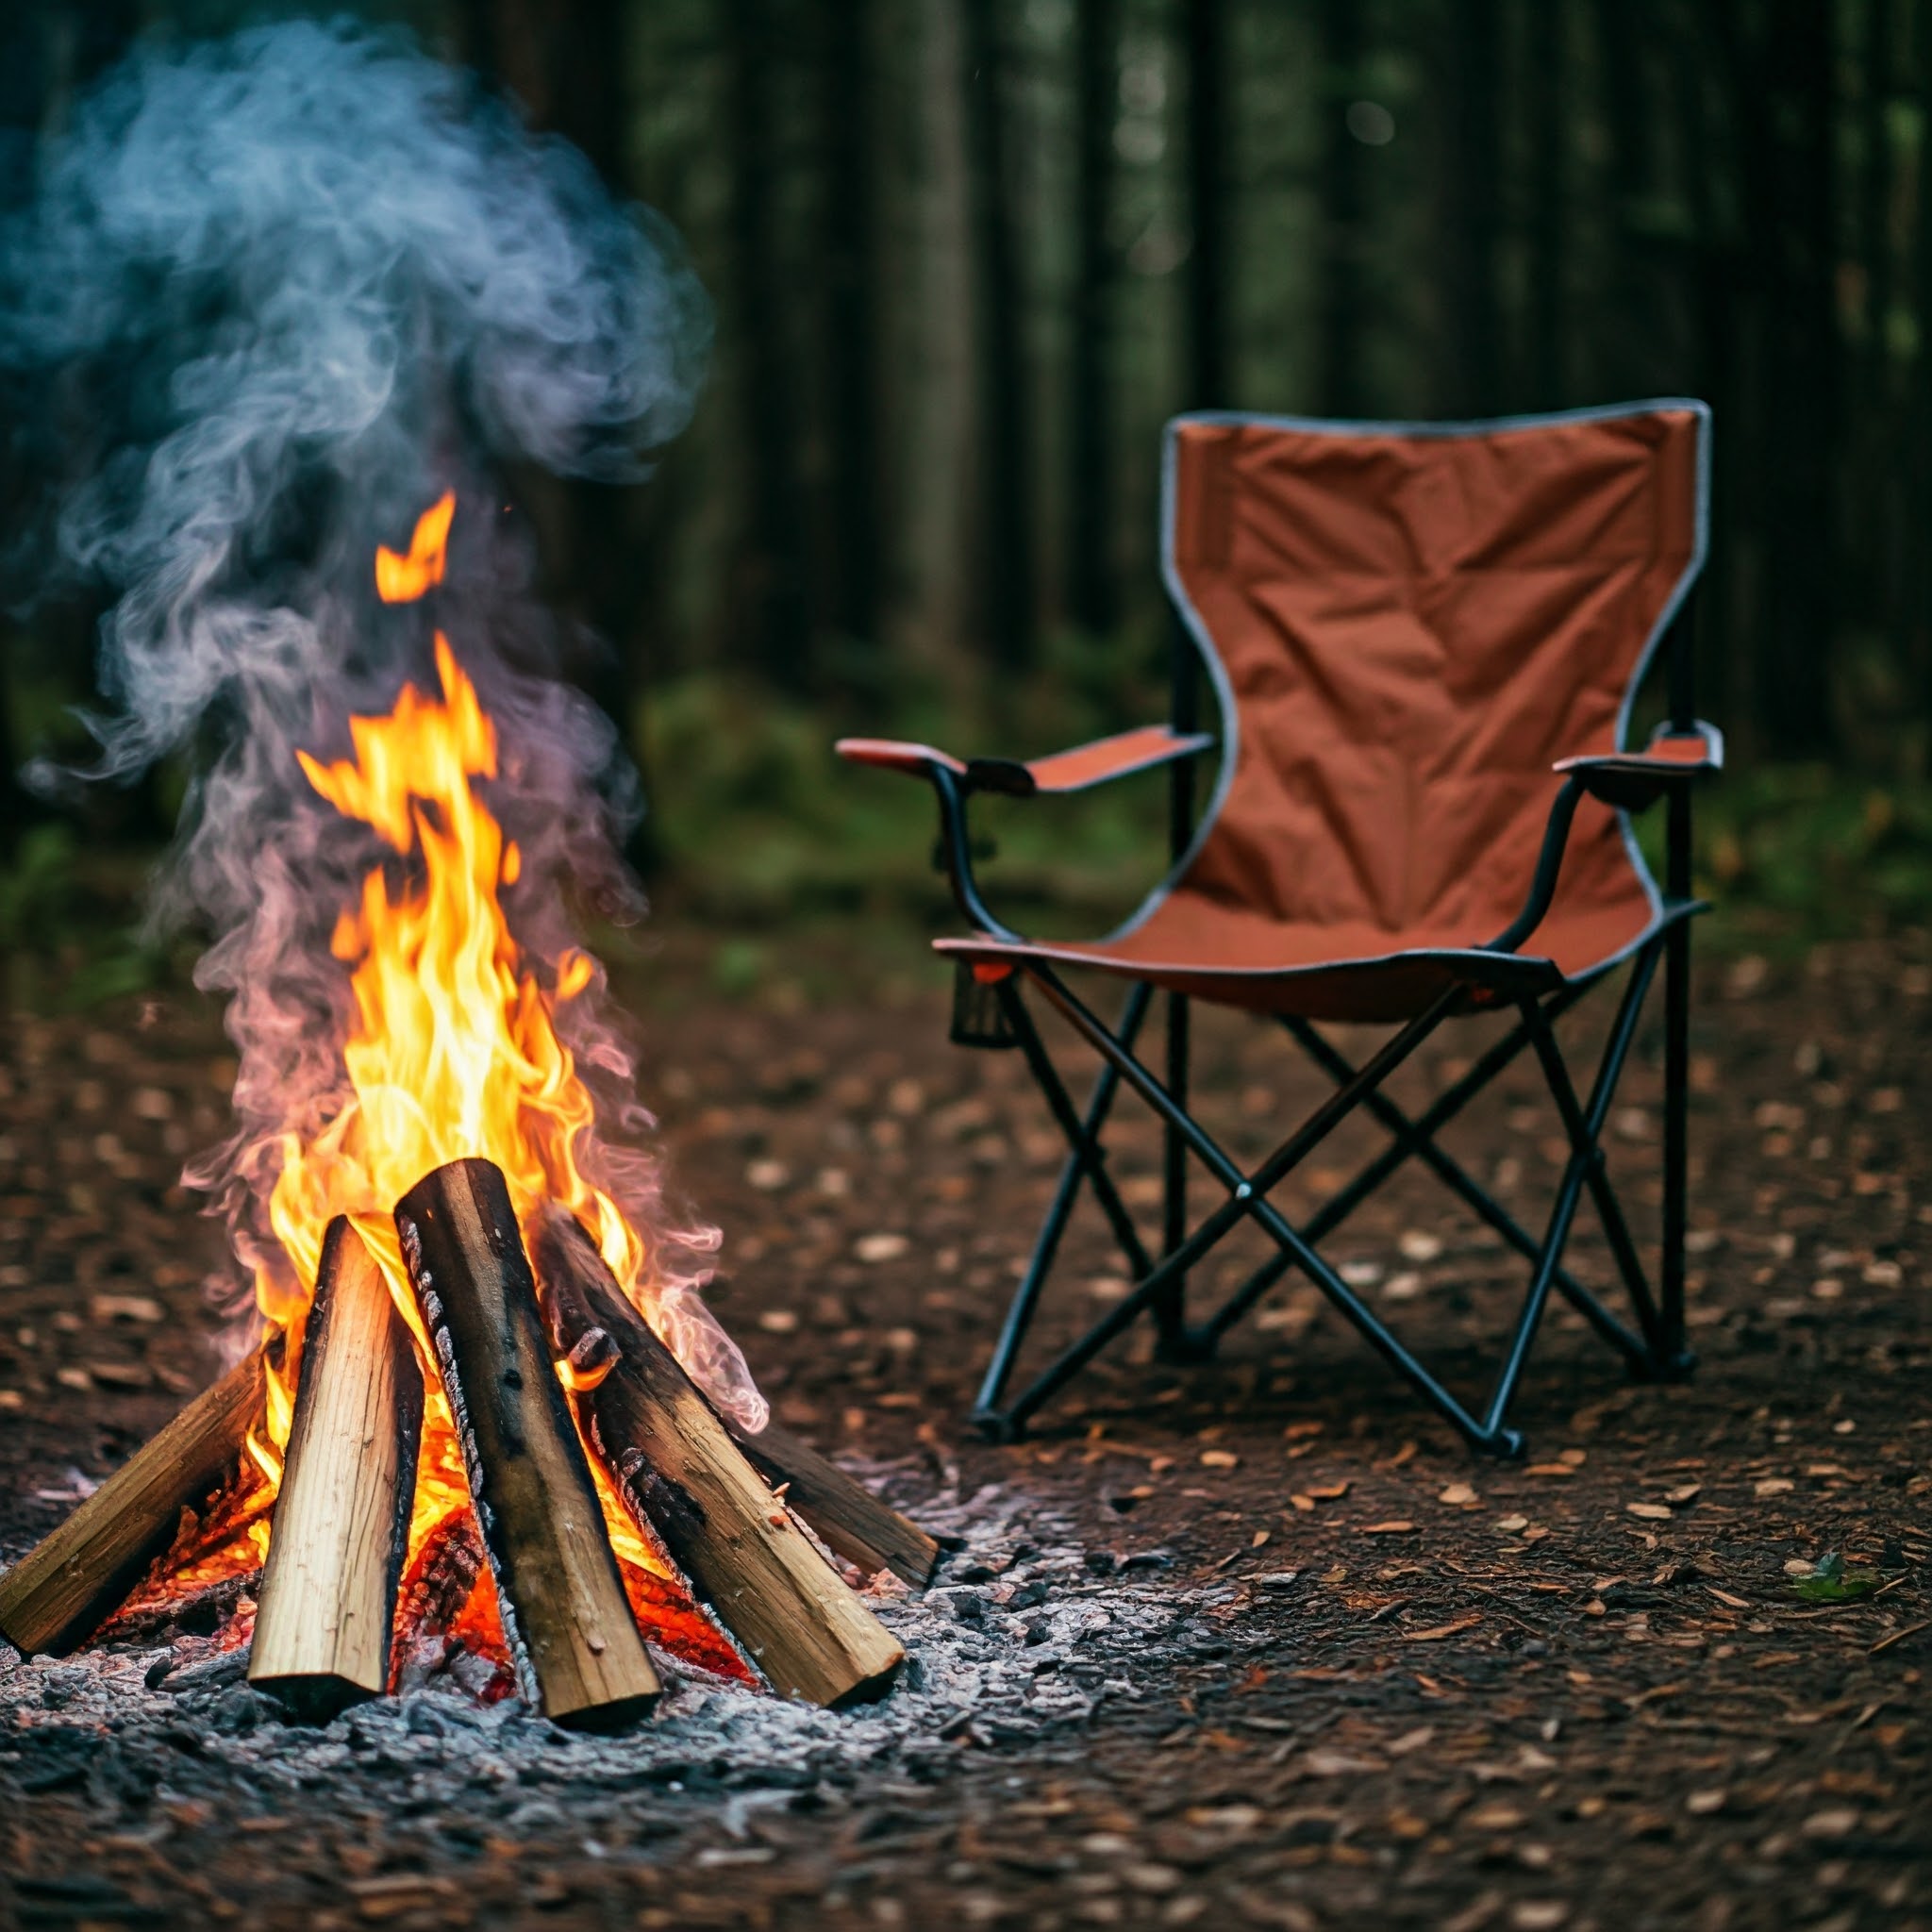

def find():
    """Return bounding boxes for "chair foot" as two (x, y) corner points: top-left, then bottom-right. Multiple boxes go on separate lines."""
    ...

(1155, 1324), (1217, 1366)
(969, 1407), (1025, 1445)
(1474, 1426), (1526, 1461)
(1627, 1346), (1697, 1385)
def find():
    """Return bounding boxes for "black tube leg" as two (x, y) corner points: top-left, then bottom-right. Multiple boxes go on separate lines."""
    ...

(1660, 911), (1694, 1374)
(1660, 603), (1698, 1374)
(1156, 991), (1204, 1358)
(972, 983), (1152, 1432)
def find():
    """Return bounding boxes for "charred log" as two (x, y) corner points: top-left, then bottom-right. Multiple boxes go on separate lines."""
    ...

(724, 1414), (939, 1589)
(0, 1353), (265, 1657)
(250, 1218), (424, 1720)
(530, 1208), (903, 1708)
(394, 1158), (660, 1729)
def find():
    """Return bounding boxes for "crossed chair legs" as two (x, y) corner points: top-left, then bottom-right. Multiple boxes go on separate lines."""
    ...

(967, 936), (1692, 1456)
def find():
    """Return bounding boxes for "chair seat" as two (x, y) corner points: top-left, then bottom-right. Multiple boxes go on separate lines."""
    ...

(936, 885), (1684, 1023)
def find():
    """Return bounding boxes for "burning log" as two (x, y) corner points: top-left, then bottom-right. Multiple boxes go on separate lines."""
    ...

(250, 1218), (425, 1719)
(394, 1158), (660, 1729)
(0, 1353), (265, 1657)
(724, 1414), (940, 1590)
(529, 1210), (904, 1708)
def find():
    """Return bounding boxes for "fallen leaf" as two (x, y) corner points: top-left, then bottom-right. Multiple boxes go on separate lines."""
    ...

(1467, 1801), (1525, 1831)
(1405, 1615), (1482, 1642)
(1755, 1476), (1795, 1498)
(1306, 1481), (1351, 1499)
(1510, 1905), (1569, 1932)
(1626, 1502), (1673, 1522)
(1200, 1449), (1240, 1470)
(855, 1232), (909, 1263)
(1439, 1482), (1478, 1507)
(1801, 1807), (1860, 1840)
(90, 1293), (164, 1324)
(84, 1362), (152, 1390)
(1359, 1520), (1416, 1536)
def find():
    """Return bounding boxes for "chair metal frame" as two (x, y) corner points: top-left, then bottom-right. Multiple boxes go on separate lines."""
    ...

(844, 407), (1718, 1456)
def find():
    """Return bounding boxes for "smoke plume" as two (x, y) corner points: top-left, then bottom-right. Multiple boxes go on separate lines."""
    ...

(0, 20), (763, 1425)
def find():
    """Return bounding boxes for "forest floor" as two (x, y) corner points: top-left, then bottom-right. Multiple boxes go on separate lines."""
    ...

(0, 920), (1927, 1931)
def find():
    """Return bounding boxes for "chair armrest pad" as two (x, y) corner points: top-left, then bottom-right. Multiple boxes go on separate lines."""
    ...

(1553, 722), (1724, 808)
(836, 725), (1213, 796)
(835, 738), (968, 777)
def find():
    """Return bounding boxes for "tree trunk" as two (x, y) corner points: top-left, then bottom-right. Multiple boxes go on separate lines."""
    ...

(1523, 0), (1567, 408)
(1436, 0), (1503, 414)
(457, 0), (658, 860)
(1915, 0), (1932, 707)
(821, 0), (883, 657)
(394, 1159), (661, 1729)
(1858, 0), (1900, 662)
(1184, 0), (1229, 408)
(1066, 0), (1119, 633)
(960, 0), (1037, 667)
(723, 0), (813, 690)
(1757, 0), (1839, 755)
(1588, 0), (1664, 397)
(1675, 1), (1740, 731)
(1316, 0), (1367, 416)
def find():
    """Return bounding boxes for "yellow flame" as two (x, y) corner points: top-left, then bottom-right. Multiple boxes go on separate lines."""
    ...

(375, 491), (456, 604)
(259, 501), (654, 1558)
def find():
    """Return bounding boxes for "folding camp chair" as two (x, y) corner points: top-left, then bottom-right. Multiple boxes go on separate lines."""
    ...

(838, 400), (1721, 1456)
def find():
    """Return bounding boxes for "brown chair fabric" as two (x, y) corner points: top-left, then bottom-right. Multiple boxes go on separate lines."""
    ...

(940, 404), (1707, 1023)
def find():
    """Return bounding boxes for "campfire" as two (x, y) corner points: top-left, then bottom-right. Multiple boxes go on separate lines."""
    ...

(0, 498), (934, 1727)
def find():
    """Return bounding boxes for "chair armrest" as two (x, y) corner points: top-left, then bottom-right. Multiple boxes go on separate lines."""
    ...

(834, 725), (1212, 941)
(1554, 721), (1724, 810)
(1488, 721), (1723, 956)
(836, 725), (1212, 797)
(835, 738), (967, 779)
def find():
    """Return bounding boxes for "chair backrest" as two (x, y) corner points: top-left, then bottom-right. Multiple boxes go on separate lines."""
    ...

(1161, 402), (1708, 948)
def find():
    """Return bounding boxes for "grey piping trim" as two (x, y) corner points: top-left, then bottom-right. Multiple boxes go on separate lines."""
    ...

(1114, 396), (1711, 978)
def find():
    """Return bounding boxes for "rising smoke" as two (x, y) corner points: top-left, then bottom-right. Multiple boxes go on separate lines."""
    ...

(0, 20), (763, 1426)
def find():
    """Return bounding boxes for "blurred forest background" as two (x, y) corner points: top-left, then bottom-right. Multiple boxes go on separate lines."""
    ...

(3, 0), (1931, 991)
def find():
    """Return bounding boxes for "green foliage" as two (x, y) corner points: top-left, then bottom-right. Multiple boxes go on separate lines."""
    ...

(0, 823), (170, 1008)
(1790, 1552), (1881, 1603)
(641, 633), (1174, 935)
(1650, 767), (1932, 940)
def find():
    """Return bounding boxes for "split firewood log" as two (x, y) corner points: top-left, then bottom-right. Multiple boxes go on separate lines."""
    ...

(250, 1218), (424, 1719)
(0, 1352), (265, 1657)
(528, 1208), (903, 1708)
(394, 1158), (660, 1729)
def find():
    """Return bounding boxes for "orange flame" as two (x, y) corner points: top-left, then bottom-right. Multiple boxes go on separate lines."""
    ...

(375, 491), (456, 604)
(258, 497), (655, 1560)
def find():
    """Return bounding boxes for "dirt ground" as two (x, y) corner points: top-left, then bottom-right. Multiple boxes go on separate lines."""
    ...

(1, 924), (1927, 1930)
